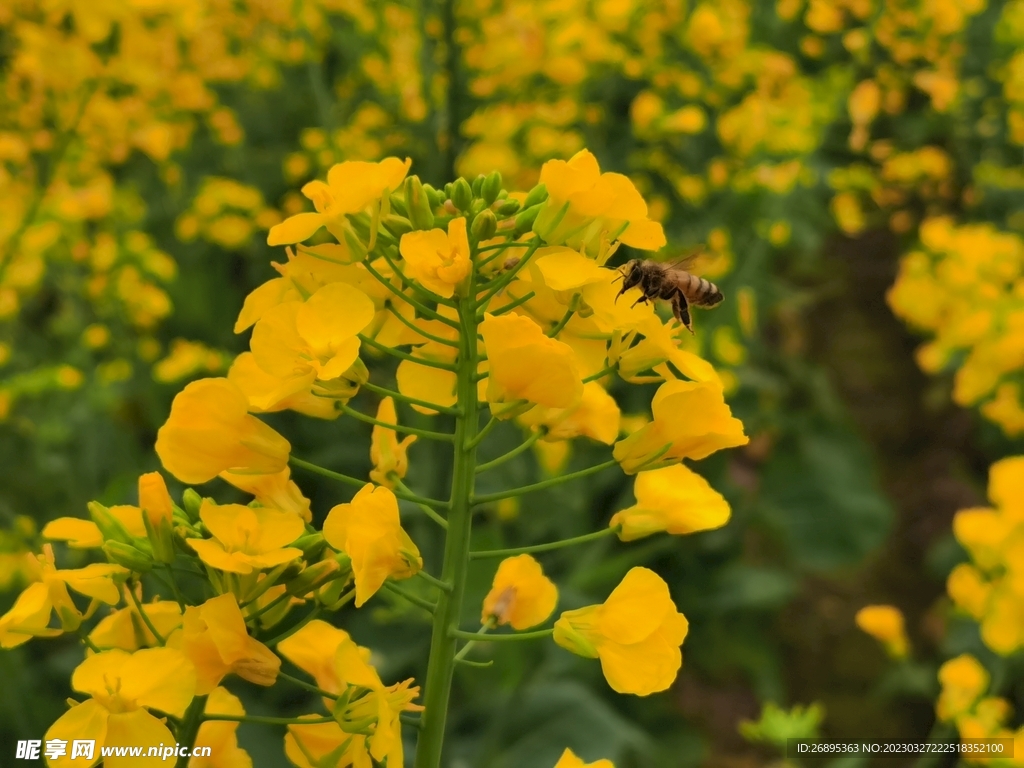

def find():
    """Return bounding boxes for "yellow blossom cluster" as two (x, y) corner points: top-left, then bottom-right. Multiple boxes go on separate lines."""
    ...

(1, 154), (748, 767)
(935, 654), (1024, 763)
(946, 457), (1024, 655)
(0, 0), (357, 418)
(887, 218), (1024, 436)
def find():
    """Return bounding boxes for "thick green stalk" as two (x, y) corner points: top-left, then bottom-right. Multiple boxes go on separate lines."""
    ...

(414, 278), (479, 768)
(174, 695), (208, 768)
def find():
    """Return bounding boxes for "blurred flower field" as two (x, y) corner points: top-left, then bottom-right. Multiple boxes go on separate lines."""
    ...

(1, 0), (1023, 766)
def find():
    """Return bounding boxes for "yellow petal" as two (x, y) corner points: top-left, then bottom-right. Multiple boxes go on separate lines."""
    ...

(598, 567), (672, 646)
(296, 282), (376, 355)
(43, 518), (103, 549)
(104, 709), (176, 767)
(267, 213), (326, 246)
(120, 647), (197, 716)
(45, 699), (109, 768)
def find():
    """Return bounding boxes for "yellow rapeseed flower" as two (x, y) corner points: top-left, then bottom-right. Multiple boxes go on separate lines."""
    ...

(936, 654), (989, 722)
(267, 157), (412, 246)
(187, 500), (304, 575)
(370, 396), (417, 487)
(533, 149), (666, 258)
(480, 313), (583, 413)
(612, 380), (748, 473)
(399, 217), (472, 298)
(178, 593), (281, 694)
(277, 619), (356, 699)
(553, 567), (689, 696)
(855, 605), (910, 659)
(137, 471), (173, 528)
(88, 598), (183, 652)
(481, 555), (559, 630)
(220, 466), (313, 523)
(610, 464), (731, 541)
(248, 282), (375, 403)
(227, 351), (345, 419)
(283, 627), (421, 768)
(518, 382), (621, 445)
(156, 377), (291, 484)
(554, 749), (615, 768)
(44, 648), (196, 768)
(322, 483), (422, 607)
(0, 546), (127, 648)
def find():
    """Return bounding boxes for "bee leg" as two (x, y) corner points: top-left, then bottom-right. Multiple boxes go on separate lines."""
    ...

(672, 292), (694, 334)
(631, 295), (650, 309)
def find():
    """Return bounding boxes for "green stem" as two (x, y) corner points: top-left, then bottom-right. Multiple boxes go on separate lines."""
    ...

(245, 591), (290, 621)
(159, 566), (189, 611)
(174, 695), (208, 768)
(416, 569), (453, 592)
(485, 290), (534, 317)
(290, 456), (450, 509)
(474, 459), (618, 503)
(78, 629), (101, 654)
(448, 628), (553, 641)
(362, 380), (461, 416)
(339, 402), (455, 442)
(278, 670), (337, 699)
(126, 585), (166, 646)
(583, 365), (616, 383)
(363, 258), (460, 327)
(548, 295), (580, 337)
(475, 429), (544, 473)
(383, 580), (437, 613)
(358, 333), (458, 371)
(393, 477), (449, 529)
(239, 563), (290, 608)
(414, 255), (480, 768)
(384, 306), (460, 348)
(453, 619), (493, 661)
(470, 526), (620, 559)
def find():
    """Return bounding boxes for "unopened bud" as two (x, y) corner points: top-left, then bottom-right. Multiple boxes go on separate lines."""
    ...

(451, 178), (473, 212)
(422, 183), (444, 207)
(138, 472), (174, 528)
(294, 533), (326, 561)
(471, 209), (497, 241)
(88, 502), (134, 545)
(471, 174), (484, 196)
(404, 175), (435, 230)
(286, 558), (341, 597)
(497, 198), (521, 216)
(513, 203), (543, 237)
(481, 171), (503, 205)
(182, 489), (203, 523)
(103, 541), (154, 572)
(143, 512), (177, 565)
(382, 213), (413, 237)
(523, 183), (549, 208)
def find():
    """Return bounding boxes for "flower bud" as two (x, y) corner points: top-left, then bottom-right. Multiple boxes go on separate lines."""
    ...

(88, 501), (134, 545)
(481, 171), (503, 205)
(382, 213), (413, 237)
(139, 472), (173, 527)
(388, 191), (408, 217)
(422, 183), (444, 207)
(471, 209), (497, 241)
(404, 175), (435, 230)
(182, 488), (203, 522)
(523, 183), (549, 208)
(497, 198), (521, 216)
(103, 541), (154, 573)
(294, 532), (326, 560)
(513, 203), (543, 237)
(471, 174), (485, 196)
(451, 178), (473, 211)
(143, 512), (177, 565)
(286, 558), (342, 597)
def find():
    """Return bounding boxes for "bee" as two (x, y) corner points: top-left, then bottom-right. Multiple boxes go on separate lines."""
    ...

(614, 252), (723, 332)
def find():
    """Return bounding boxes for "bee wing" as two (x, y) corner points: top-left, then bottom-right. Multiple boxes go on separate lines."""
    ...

(667, 246), (706, 273)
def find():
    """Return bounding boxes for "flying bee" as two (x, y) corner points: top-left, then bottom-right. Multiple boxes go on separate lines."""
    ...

(614, 251), (723, 332)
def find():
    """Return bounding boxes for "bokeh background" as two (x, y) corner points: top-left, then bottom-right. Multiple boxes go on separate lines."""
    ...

(2, 0), (1024, 765)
